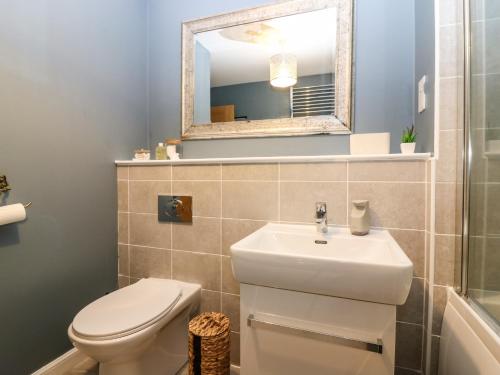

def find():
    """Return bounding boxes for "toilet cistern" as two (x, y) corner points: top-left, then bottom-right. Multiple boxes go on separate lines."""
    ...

(315, 202), (328, 233)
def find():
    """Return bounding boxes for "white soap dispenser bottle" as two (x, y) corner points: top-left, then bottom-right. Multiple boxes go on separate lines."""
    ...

(350, 200), (370, 236)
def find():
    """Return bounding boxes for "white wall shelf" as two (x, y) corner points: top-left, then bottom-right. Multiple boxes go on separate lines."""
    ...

(115, 153), (431, 166)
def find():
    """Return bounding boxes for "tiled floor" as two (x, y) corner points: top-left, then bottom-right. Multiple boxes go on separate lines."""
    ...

(65, 362), (98, 375)
(177, 364), (239, 375)
(71, 364), (237, 375)
(66, 363), (187, 374)
(65, 363), (188, 375)
(86, 368), (98, 375)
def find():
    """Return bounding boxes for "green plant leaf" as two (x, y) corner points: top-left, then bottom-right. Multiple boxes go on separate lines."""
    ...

(401, 125), (416, 143)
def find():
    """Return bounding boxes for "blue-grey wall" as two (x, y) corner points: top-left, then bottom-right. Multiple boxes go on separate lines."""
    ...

(211, 74), (333, 121)
(149, 0), (417, 157)
(0, 1), (147, 373)
(414, 0), (435, 153)
(194, 41), (211, 124)
(0, 1), (434, 372)
(211, 80), (291, 121)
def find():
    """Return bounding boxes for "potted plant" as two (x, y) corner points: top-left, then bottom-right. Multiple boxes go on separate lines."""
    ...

(400, 125), (416, 154)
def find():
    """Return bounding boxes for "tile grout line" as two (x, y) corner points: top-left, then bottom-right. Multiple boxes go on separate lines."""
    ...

(421, 160), (429, 371)
(433, 282), (452, 289)
(170, 165), (173, 279)
(439, 22), (464, 29)
(396, 320), (424, 327)
(439, 75), (464, 80)
(220, 163), (223, 312)
(127, 166), (130, 284)
(127, 178), (428, 184)
(221, 291), (240, 298)
(200, 288), (239, 297)
(395, 366), (421, 374)
(472, 16), (500, 23)
(120, 211), (428, 232)
(426, 158), (437, 373)
(471, 72), (500, 78)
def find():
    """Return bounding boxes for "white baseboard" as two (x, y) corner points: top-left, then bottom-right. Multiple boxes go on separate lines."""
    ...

(32, 348), (241, 375)
(32, 348), (96, 375)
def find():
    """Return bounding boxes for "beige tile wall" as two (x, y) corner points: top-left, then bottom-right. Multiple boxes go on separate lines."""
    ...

(117, 159), (428, 371)
(423, 1), (466, 374)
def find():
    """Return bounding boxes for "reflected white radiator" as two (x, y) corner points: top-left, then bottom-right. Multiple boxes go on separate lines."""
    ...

(291, 83), (335, 117)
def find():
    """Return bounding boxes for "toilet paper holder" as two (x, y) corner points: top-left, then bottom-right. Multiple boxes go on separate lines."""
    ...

(0, 175), (32, 209)
(0, 175), (10, 193)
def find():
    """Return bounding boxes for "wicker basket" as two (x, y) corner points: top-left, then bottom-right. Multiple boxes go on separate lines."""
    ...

(188, 312), (231, 375)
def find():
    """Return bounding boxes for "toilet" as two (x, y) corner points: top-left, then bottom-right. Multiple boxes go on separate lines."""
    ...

(68, 278), (201, 375)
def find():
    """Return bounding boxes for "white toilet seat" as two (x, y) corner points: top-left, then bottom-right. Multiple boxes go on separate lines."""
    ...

(72, 278), (182, 341)
(68, 279), (201, 375)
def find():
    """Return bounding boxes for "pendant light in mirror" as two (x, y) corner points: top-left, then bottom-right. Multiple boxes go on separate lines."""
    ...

(269, 53), (297, 88)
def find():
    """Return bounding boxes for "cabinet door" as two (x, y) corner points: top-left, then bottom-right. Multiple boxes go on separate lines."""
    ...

(240, 284), (395, 375)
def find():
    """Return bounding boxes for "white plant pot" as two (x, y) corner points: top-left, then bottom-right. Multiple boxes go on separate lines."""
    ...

(400, 142), (416, 154)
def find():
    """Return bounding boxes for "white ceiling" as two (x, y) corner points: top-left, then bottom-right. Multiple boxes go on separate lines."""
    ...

(195, 8), (337, 87)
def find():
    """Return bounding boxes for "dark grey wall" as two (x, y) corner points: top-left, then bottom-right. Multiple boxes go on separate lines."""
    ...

(0, 1), (147, 373)
(149, 0), (418, 157)
(211, 74), (333, 121)
(414, 0), (435, 153)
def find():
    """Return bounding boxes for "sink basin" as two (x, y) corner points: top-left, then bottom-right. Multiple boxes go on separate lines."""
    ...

(230, 223), (413, 305)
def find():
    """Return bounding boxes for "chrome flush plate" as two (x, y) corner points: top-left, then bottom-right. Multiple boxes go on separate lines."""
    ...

(158, 195), (192, 223)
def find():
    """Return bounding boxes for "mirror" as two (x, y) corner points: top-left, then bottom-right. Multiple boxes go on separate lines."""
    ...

(182, 0), (353, 139)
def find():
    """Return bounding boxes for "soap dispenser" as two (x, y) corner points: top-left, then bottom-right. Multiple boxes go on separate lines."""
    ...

(155, 142), (167, 160)
(350, 200), (370, 236)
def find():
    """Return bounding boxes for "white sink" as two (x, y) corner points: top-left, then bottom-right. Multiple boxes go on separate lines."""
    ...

(230, 223), (413, 305)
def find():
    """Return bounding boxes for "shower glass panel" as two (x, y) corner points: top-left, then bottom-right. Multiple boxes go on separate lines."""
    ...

(466, 0), (500, 324)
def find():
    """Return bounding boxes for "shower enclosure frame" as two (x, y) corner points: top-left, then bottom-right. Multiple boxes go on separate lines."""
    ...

(459, 0), (500, 332)
(459, 0), (471, 297)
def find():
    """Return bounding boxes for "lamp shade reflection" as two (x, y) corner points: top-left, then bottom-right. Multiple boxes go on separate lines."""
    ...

(269, 53), (297, 88)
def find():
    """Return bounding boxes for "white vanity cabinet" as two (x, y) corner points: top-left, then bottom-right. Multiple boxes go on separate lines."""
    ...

(231, 223), (413, 375)
(240, 284), (396, 375)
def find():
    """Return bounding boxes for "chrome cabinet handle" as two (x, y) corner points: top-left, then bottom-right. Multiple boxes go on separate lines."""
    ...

(247, 314), (383, 354)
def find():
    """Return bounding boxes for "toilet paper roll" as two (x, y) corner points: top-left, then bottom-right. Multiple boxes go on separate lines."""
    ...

(0, 203), (27, 226)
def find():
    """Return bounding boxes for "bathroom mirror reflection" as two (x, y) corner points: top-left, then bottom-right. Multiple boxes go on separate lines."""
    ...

(194, 9), (336, 123)
(181, 0), (354, 139)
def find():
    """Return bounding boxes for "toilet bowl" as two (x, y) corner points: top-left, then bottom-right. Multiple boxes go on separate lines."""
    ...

(68, 278), (201, 375)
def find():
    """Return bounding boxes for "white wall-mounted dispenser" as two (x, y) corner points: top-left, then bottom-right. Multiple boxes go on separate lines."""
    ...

(350, 200), (370, 236)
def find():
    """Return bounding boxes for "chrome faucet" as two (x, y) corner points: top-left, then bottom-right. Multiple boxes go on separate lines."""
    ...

(315, 202), (328, 233)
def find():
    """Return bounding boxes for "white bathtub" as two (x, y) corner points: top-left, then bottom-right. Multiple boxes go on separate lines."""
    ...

(469, 289), (500, 320)
(439, 288), (500, 374)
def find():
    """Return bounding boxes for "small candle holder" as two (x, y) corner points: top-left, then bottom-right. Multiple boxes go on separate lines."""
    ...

(133, 149), (151, 160)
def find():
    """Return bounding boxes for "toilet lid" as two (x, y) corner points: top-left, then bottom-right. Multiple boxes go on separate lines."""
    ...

(72, 278), (181, 339)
